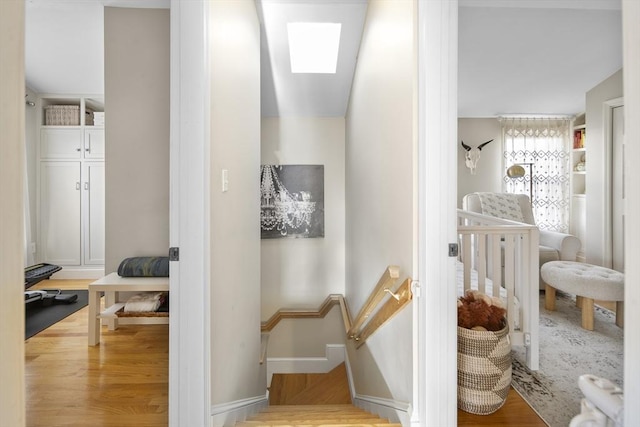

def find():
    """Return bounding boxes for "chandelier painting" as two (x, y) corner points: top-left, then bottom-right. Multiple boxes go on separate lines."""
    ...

(260, 165), (324, 239)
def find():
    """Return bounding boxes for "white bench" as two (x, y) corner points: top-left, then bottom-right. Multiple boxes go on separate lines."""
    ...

(541, 261), (624, 331)
(88, 272), (169, 346)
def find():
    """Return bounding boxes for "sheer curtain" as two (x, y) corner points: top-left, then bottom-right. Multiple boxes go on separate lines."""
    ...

(501, 117), (571, 232)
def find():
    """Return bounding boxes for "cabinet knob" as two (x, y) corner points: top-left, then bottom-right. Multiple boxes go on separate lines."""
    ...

(76, 148), (81, 152)
(76, 182), (81, 190)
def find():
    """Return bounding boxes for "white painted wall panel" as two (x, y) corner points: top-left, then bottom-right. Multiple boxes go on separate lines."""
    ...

(345, 0), (416, 403)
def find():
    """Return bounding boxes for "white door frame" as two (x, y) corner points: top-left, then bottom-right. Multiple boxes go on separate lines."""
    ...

(414, 0), (458, 425)
(602, 97), (624, 269)
(622, 2), (640, 425)
(169, 1), (211, 426)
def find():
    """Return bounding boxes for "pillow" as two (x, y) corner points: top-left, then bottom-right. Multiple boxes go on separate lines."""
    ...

(117, 256), (169, 277)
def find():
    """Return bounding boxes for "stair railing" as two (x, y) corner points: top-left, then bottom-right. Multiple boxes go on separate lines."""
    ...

(260, 265), (413, 357)
(347, 266), (413, 348)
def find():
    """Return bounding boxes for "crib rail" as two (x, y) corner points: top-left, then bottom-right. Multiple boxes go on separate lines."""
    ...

(457, 209), (540, 370)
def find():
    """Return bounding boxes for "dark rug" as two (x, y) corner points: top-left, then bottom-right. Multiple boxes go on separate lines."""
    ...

(25, 290), (88, 339)
(511, 291), (623, 427)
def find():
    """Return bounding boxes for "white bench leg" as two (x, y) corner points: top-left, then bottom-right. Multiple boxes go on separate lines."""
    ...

(106, 291), (119, 330)
(88, 289), (101, 346)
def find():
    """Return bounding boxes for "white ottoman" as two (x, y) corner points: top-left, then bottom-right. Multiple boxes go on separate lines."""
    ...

(541, 261), (624, 331)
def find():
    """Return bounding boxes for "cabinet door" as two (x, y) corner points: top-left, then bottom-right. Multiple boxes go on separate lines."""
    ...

(40, 128), (82, 159)
(83, 162), (105, 265)
(84, 129), (105, 159)
(40, 162), (81, 265)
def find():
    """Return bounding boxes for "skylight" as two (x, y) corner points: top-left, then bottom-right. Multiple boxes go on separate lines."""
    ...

(287, 22), (341, 74)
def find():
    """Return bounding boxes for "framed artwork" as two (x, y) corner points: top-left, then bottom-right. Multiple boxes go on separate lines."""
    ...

(260, 164), (324, 239)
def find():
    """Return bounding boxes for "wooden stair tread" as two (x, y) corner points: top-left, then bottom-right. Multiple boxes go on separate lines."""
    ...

(245, 417), (388, 423)
(269, 363), (351, 405)
(261, 405), (365, 413)
(237, 424), (399, 427)
(242, 403), (396, 427)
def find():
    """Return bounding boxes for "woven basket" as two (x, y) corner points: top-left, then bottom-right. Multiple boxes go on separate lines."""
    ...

(457, 321), (511, 415)
(44, 105), (80, 125)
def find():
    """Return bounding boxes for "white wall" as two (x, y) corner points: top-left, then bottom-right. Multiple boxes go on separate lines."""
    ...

(260, 117), (346, 317)
(585, 69), (623, 266)
(266, 306), (346, 357)
(457, 118), (502, 207)
(0, 1), (26, 425)
(345, 0), (415, 404)
(209, 0), (265, 410)
(104, 7), (170, 273)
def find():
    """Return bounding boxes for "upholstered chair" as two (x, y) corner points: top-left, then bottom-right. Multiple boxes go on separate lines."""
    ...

(463, 192), (582, 290)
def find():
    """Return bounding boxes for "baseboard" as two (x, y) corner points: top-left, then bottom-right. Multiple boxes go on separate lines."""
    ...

(116, 317), (169, 325)
(50, 267), (104, 280)
(353, 394), (412, 427)
(343, 349), (411, 427)
(266, 344), (345, 387)
(210, 394), (268, 427)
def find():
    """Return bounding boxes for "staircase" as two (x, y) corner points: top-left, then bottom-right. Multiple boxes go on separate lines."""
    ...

(240, 363), (399, 427)
(237, 404), (401, 427)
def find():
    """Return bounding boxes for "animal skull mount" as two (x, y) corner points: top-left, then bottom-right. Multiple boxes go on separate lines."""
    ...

(461, 139), (493, 175)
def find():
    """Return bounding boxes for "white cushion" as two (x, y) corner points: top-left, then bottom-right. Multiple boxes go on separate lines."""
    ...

(540, 261), (624, 301)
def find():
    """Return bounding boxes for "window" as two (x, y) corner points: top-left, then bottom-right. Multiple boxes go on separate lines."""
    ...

(501, 117), (571, 232)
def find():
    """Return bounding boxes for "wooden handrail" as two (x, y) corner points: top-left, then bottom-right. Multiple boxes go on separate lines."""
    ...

(260, 294), (352, 333)
(260, 265), (413, 351)
(347, 265), (400, 338)
(354, 278), (413, 348)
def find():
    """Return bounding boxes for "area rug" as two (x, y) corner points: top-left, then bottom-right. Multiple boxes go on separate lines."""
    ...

(25, 290), (88, 339)
(511, 291), (623, 427)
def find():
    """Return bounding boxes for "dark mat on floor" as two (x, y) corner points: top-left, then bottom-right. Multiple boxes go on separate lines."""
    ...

(25, 290), (88, 340)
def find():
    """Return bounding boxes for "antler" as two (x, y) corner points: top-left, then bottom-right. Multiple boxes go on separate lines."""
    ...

(461, 141), (472, 151)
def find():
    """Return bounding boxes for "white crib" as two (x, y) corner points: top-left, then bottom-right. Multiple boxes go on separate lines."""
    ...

(457, 209), (540, 371)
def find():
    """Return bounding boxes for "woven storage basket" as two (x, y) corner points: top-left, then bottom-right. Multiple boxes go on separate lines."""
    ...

(457, 321), (511, 415)
(45, 105), (80, 125)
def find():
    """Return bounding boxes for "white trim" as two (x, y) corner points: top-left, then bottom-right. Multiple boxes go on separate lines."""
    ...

(602, 97), (624, 269)
(266, 344), (346, 387)
(116, 317), (169, 325)
(353, 395), (412, 427)
(210, 394), (268, 427)
(415, 1), (458, 426)
(169, 1), (211, 426)
(622, 1), (640, 425)
(50, 268), (104, 280)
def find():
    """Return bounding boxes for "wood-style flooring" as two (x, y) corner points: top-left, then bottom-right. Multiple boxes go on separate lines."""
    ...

(25, 279), (168, 427)
(25, 279), (545, 426)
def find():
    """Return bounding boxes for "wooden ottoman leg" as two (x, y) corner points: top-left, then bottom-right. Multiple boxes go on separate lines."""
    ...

(576, 295), (583, 308)
(616, 301), (624, 328)
(545, 284), (557, 311)
(582, 297), (594, 330)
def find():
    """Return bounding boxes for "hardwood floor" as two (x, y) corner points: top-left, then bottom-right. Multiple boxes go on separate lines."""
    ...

(26, 279), (168, 427)
(25, 280), (545, 426)
(457, 388), (546, 426)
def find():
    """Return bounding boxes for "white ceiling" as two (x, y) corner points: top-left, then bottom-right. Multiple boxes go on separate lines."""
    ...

(458, 0), (622, 117)
(24, 0), (623, 118)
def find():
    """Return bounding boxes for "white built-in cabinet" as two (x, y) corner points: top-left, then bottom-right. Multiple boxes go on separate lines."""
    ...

(37, 96), (105, 276)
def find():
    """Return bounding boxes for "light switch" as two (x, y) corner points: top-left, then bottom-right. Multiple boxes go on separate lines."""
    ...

(222, 169), (229, 192)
